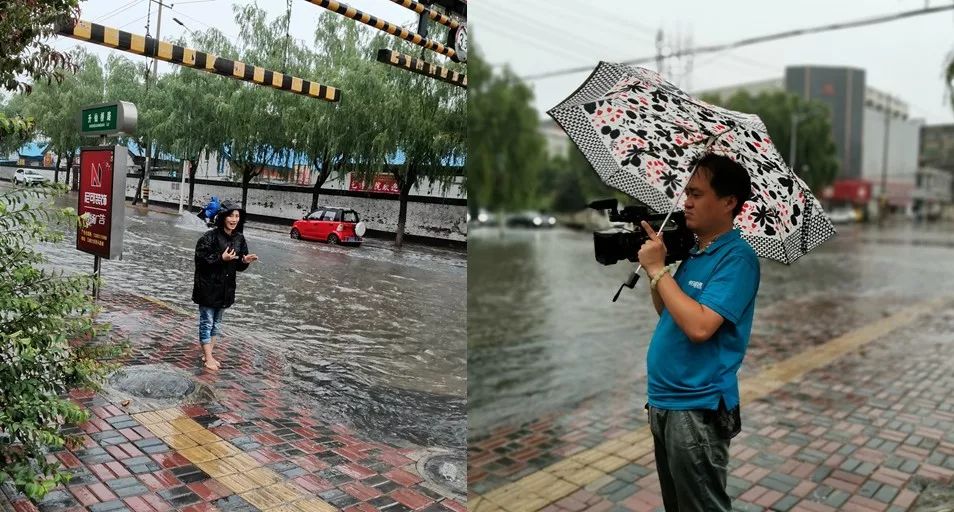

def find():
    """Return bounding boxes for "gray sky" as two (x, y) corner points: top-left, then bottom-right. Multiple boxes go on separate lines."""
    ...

(55, 0), (422, 77)
(472, 0), (954, 125)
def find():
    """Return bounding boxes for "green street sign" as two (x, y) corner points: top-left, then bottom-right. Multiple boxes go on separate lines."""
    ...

(80, 101), (137, 136)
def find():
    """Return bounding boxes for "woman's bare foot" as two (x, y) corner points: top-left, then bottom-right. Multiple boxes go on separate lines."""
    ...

(201, 344), (219, 370)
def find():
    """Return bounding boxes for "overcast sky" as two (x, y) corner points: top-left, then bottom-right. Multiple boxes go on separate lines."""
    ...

(472, 0), (954, 125)
(55, 0), (421, 77)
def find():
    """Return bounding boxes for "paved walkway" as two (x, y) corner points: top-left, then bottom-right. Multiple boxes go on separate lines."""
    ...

(2, 291), (464, 512)
(469, 297), (954, 511)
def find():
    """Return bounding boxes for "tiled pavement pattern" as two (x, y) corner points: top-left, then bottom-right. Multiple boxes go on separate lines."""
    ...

(470, 297), (954, 511)
(468, 294), (915, 495)
(2, 291), (465, 512)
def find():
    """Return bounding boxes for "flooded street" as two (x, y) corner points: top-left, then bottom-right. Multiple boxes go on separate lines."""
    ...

(21, 185), (467, 452)
(468, 222), (954, 438)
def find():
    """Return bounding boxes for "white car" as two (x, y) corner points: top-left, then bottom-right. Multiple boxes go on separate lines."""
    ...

(13, 169), (49, 186)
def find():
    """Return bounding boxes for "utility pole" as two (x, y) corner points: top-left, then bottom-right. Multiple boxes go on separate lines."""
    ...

(879, 95), (891, 227)
(655, 29), (664, 76)
(142, 0), (169, 207)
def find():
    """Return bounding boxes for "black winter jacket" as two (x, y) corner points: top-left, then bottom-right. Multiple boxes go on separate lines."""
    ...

(192, 203), (250, 308)
(192, 228), (249, 307)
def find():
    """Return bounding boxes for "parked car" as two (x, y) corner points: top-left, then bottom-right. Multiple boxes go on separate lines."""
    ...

(471, 208), (499, 227)
(13, 169), (49, 186)
(290, 207), (366, 246)
(506, 210), (557, 229)
(828, 207), (860, 224)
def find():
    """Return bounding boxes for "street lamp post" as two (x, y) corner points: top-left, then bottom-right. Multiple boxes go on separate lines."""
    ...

(789, 111), (804, 174)
(879, 96), (892, 227)
(172, 17), (195, 215)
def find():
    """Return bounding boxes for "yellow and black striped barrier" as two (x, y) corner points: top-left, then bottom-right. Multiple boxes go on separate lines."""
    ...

(387, 0), (461, 29)
(303, 0), (457, 61)
(58, 20), (341, 103)
(376, 49), (466, 88)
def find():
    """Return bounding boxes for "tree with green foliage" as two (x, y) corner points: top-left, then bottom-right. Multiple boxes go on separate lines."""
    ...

(218, 4), (302, 208)
(700, 90), (839, 192)
(368, 33), (466, 248)
(0, 185), (120, 502)
(0, 0), (82, 144)
(149, 32), (232, 210)
(0, 98), (34, 156)
(541, 145), (630, 213)
(467, 42), (547, 213)
(102, 55), (157, 203)
(286, 12), (377, 211)
(8, 49), (105, 185)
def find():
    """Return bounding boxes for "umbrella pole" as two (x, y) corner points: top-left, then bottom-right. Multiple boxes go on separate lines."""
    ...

(612, 135), (722, 302)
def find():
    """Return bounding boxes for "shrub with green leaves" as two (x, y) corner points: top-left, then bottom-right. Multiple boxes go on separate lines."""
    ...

(0, 183), (116, 501)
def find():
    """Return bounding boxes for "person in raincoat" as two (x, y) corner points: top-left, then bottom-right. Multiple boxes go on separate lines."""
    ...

(638, 154), (759, 512)
(197, 196), (220, 224)
(192, 200), (258, 370)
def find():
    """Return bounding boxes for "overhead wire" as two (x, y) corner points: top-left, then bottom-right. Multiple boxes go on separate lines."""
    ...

(95, 0), (146, 24)
(520, 4), (954, 81)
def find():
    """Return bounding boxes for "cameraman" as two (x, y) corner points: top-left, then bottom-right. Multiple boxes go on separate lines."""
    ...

(637, 154), (759, 512)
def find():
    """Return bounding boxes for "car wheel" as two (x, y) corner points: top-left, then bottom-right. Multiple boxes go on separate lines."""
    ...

(290, 228), (301, 239)
(327, 234), (339, 245)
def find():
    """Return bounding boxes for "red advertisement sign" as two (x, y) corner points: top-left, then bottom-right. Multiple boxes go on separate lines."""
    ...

(76, 148), (116, 258)
(349, 173), (400, 195)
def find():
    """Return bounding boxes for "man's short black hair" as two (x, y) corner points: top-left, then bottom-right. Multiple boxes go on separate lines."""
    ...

(693, 153), (752, 218)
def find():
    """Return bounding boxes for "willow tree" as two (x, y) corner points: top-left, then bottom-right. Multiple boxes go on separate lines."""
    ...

(359, 33), (466, 248)
(9, 49), (104, 184)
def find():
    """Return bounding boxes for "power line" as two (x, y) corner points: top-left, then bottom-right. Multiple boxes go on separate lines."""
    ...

(517, 0), (657, 42)
(117, 13), (149, 30)
(95, 0), (146, 23)
(167, 5), (241, 45)
(481, 0), (612, 57)
(521, 4), (954, 81)
(474, 19), (597, 65)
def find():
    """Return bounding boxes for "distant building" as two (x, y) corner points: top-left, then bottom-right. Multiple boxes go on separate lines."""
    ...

(540, 118), (572, 158)
(920, 124), (954, 172)
(697, 65), (924, 212)
(13, 142), (55, 167)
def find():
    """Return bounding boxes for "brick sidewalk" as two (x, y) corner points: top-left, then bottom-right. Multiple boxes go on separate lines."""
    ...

(2, 291), (465, 512)
(470, 298), (954, 511)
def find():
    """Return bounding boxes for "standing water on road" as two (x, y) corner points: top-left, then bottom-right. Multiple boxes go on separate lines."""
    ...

(468, 223), (954, 437)
(27, 186), (466, 453)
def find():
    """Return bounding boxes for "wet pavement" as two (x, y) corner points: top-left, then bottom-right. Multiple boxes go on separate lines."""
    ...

(21, 184), (466, 454)
(3, 291), (467, 512)
(468, 221), (954, 510)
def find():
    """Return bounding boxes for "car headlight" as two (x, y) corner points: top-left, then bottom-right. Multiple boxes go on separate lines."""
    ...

(533, 217), (542, 226)
(548, 217), (556, 225)
(477, 213), (489, 223)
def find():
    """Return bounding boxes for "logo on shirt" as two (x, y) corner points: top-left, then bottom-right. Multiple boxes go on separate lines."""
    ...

(688, 280), (704, 290)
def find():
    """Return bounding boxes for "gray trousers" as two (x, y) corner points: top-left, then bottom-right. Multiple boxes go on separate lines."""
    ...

(648, 407), (731, 512)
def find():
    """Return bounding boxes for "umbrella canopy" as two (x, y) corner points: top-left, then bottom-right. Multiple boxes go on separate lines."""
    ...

(547, 62), (836, 264)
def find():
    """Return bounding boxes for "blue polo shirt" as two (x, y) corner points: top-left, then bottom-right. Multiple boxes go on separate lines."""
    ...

(646, 228), (760, 411)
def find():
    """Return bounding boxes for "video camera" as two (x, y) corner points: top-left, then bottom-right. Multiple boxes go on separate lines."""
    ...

(589, 199), (695, 266)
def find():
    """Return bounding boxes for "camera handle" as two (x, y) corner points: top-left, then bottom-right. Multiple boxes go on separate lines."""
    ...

(612, 265), (643, 302)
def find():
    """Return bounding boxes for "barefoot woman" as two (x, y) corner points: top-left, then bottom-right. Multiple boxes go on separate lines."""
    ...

(192, 200), (258, 370)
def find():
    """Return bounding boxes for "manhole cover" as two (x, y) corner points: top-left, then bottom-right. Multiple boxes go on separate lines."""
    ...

(417, 450), (466, 500)
(100, 364), (214, 412)
(110, 367), (196, 400)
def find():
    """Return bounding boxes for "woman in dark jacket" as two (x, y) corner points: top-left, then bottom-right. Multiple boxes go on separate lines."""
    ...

(193, 200), (258, 370)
